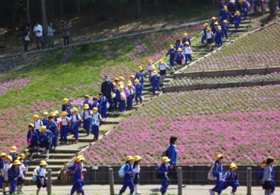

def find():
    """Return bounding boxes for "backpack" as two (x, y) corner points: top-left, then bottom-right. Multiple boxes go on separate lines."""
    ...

(32, 167), (42, 182)
(207, 163), (218, 180)
(118, 165), (126, 178)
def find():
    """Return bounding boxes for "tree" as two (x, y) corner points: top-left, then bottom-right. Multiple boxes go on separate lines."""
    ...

(269, 0), (278, 19)
(27, 0), (30, 24)
(41, 0), (48, 35)
(136, 0), (141, 16)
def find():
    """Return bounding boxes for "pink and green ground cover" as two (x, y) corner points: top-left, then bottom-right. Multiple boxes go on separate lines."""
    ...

(184, 23), (280, 72)
(82, 85), (280, 165)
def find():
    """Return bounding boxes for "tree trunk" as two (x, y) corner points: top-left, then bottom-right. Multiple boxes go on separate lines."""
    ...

(269, 0), (278, 19)
(51, 0), (55, 22)
(27, 0), (30, 24)
(41, 0), (48, 36)
(136, 0), (141, 16)
(59, 0), (64, 17)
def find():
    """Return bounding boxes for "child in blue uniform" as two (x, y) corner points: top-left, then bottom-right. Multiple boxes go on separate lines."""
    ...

(222, 20), (229, 40)
(134, 79), (143, 105)
(111, 84), (118, 110)
(219, 6), (233, 22)
(210, 17), (217, 29)
(166, 45), (176, 68)
(98, 93), (108, 119)
(9, 146), (18, 163)
(135, 66), (146, 86)
(126, 83), (135, 110)
(119, 156), (134, 195)
(262, 157), (275, 195)
(175, 48), (184, 66)
(69, 156), (86, 195)
(91, 97), (100, 112)
(83, 95), (92, 109)
(0, 153), (6, 191)
(42, 112), (49, 126)
(39, 126), (53, 159)
(27, 123), (39, 157)
(234, 11), (241, 29)
(62, 98), (69, 111)
(60, 111), (70, 144)
(8, 160), (21, 195)
(222, 163), (239, 195)
(91, 107), (102, 141)
(157, 157), (170, 195)
(240, 0), (249, 18)
(34, 160), (48, 195)
(33, 115), (43, 135)
(70, 108), (82, 144)
(151, 71), (161, 96)
(66, 103), (72, 118)
(212, 22), (218, 34)
(47, 115), (58, 150)
(209, 154), (225, 195)
(182, 33), (191, 45)
(201, 23), (209, 44)
(215, 26), (224, 47)
(119, 87), (126, 113)
(80, 104), (92, 136)
(17, 154), (28, 194)
(184, 42), (193, 65)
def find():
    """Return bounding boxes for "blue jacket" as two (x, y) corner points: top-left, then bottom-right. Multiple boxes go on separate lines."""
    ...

(40, 130), (53, 142)
(123, 163), (133, 181)
(212, 26), (217, 34)
(158, 164), (169, 181)
(212, 162), (223, 179)
(219, 9), (233, 20)
(234, 15), (241, 25)
(176, 53), (184, 62)
(135, 71), (146, 84)
(83, 100), (92, 109)
(202, 27), (207, 36)
(47, 121), (58, 136)
(223, 170), (239, 185)
(182, 37), (191, 45)
(62, 104), (67, 111)
(0, 160), (4, 171)
(69, 163), (84, 181)
(167, 144), (178, 165)
(151, 75), (161, 86)
(222, 23), (229, 32)
(8, 166), (20, 180)
(27, 130), (39, 144)
(98, 97), (107, 109)
(135, 83), (143, 96)
(42, 118), (49, 126)
(91, 102), (100, 111)
(9, 152), (18, 163)
(166, 49), (176, 59)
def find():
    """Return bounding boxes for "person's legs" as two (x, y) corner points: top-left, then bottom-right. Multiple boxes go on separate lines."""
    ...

(41, 37), (45, 49)
(161, 180), (169, 195)
(63, 37), (66, 46)
(119, 180), (128, 194)
(36, 37), (40, 49)
(128, 179), (134, 195)
(66, 37), (69, 45)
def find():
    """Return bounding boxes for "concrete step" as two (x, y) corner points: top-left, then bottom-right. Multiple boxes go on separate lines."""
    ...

(31, 153), (75, 160)
(54, 148), (81, 154)
(28, 165), (62, 172)
(25, 171), (59, 177)
(103, 117), (124, 125)
(26, 159), (70, 166)
(228, 29), (248, 33)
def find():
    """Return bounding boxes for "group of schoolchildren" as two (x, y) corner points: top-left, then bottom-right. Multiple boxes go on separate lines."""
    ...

(208, 155), (276, 195)
(0, 148), (28, 195)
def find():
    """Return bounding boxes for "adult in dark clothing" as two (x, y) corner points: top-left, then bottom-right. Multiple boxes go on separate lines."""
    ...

(23, 25), (30, 52)
(62, 21), (70, 46)
(101, 75), (113, 110)
(228, 0), (236, 25)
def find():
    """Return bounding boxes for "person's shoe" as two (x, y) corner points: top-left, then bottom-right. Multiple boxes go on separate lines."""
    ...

(135, 191), (141, 194)
(209, 189), (214, 195)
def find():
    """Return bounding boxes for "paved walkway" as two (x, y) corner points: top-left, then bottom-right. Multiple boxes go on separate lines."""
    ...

(20, 184), (267, 195)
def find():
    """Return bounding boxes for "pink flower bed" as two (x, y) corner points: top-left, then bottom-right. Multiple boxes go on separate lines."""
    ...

(0, 100), (56, 153)
(0, 78), (31, 96)
(82, 110), (280, 165)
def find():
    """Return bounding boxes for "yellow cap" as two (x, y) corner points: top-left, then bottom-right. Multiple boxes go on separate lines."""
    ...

(17, 154), (26, 160)
(75, 155), (85, 163)
(126, 156), (134, 161)
(148, 60), (153, 65)
(177, 48), (182, 52)
(215, 154), (225, 161)
(114, 78), (119, 82)
(93, 107), (98, 112)
(13, 160), (22, 166)
(130, 75), (135, 79)
(54, 110), (59, 116)
(224, 6), (228, 10)
(83, 104), (89, 109)
(184, 41), (190, 46)
(40, 160), (48, 166)
(10, 146), (17, 153)
(28, 123), (35, 128)
(159, 60), (164, 64)
(153, 71), (158, 75)
(212, 16), (216, 20)
(218, 26), (221, 30)
(43, 111), (49, 116)
(33, 115), (39, 120)
(134, 155), (142, 162)
(84, 95), (90, 98)
(235, 11), (240, 15)
(39, 126), (47, 132)
(162, 157), (171, 163)
(169, 45), (174, 49)
(207, 27), (211, 32)
(50, 112), (56, 117)
(62, 98), (69, 104)
(71, 107), (78, 113)
(127, 83), (133, 87)
(214, 22), (218, 25)
(119, 87), (124, 92)
(138, 66), (143, 71)
(61, 111), (68, 116)
(0, 153), (6, 157)
(6, 155), (13, 162)
(183, 33), (188, 37)
(223, 20), (228, 23)
(135, 79), (140, 84)
(229, 163), (238, 170)
(119, 76), (125, 81)
(203, 23), (209, 27)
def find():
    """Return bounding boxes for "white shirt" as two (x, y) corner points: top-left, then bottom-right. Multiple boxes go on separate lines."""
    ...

(147, 65), (153, 71)
(126, 87), (135, 96)
(35, 166), (46, 177)
(133, 164), (141, 174)
(71, 114), (81, 123)
(159, 63), (167, 71)
(2, 163), (12, 181)
(184, 46), (192, 54)
(33, 24), (43, 37)
(19, 164), (27, 178)
(61, 117), (70, 126)
(34, 120), (43, 130)
(80, 110), (92, 120)
(206, 32), (213, 39)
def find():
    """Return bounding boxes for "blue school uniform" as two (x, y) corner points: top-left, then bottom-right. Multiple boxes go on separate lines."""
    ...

(40, 130), (53, 150)
(174, 43), (180, 52)
(91, 113), (101, 141)
(166, 48), (176, 67)
(71, 114), (81, 140)
(271, 165), (275, 193)
(119, 163), (134, 195)
(135, 83), (143, 104)
(62, 104), (67, 111)
(201, 27), (207, 44)
(212, 162), (224, 194)
(81, 110), (92, 136)
(83, 101), (92, 109)
(69, 163), (85, 195)
(212, 25), (218, 34)
(210, 21), (215, 29)
(9, 152), (18, 163)
(60, 117), (70, 142)
(0, 159), (3, 189)
(111, 89), (118, 109)
(222, 23), (229, 39)
(135, 71), (146, 86)
(98, 97), (108, 119)
(17, 161), (28, 186)
(126, 88), (135, 110)
(215, 30), (224, 47)
(91, 102), (100, 112)
(219, 9), (233, 22)
(27, 130), (39, 147)
(151, 75), (161, 96)
(241, 1), (249, 17)
(8, 166), (20, 194)
(42, 118), (49, 126)
(182, 37), (191, 45)
(158, 164), (170, 195)
(47, 121), (58, 148)
(176, 53), (184, 65)
(167, 145), (177, 165)
(234, 15), (241, 28)
(222, 170), (239, 193)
